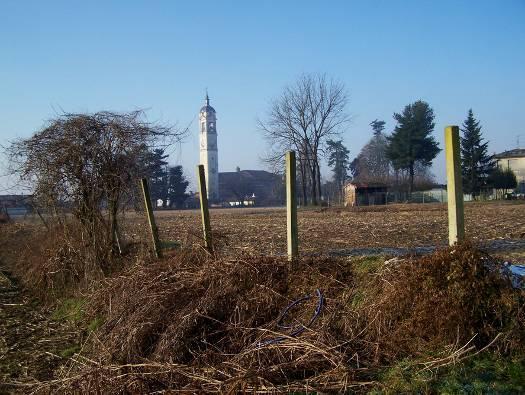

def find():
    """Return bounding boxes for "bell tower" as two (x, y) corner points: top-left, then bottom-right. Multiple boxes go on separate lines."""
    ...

(199, 93), (219, 201)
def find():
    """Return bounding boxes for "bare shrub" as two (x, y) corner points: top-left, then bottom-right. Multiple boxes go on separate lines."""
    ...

(8, 111), (184, 272)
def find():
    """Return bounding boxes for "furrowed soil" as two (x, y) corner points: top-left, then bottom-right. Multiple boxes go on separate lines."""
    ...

(146, 201), (525, 256)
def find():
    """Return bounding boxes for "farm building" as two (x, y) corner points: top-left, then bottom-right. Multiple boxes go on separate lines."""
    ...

(343, 182), (388, 207)
(494, 148), (525, 193)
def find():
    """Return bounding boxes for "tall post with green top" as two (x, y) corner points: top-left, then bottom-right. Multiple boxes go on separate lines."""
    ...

(286, 151), (298, 260)
(197, 164), (213, 252)
(445, 125), (465, 245)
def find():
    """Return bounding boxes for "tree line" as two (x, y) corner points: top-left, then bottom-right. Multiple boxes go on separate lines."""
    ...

(327, 107), (515, 203)
(260, 73), (517, 205)
(144, 148), (190, 209)
(258, 75), (441, 204)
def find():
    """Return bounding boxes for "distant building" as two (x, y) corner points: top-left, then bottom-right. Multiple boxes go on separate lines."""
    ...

(219, 169), (283, 206)
(196, 92), (283, 207)
(199, 93), (219, 201)
(494, 148), (525, 193)
(344, 182), (387, 206)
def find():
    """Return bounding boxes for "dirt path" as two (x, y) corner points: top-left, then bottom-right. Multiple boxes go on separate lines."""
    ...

(0, 267), (77, 394)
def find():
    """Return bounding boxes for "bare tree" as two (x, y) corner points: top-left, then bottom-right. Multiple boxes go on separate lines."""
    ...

(259, 73), (349, 205)
(350, 120), (391, 184)
(8, 110), (184, 263)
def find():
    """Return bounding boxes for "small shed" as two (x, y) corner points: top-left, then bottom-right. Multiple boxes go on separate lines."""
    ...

(344, 182), (388, 207)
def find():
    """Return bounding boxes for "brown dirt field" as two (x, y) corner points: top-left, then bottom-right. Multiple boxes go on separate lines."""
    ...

(134, 201), (525, 256)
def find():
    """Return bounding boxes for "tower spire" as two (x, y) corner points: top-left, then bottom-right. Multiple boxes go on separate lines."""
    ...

(199, 88), (218, 201)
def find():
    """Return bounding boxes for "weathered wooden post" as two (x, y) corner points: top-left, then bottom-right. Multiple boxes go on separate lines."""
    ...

(114, 226), (123, 255)
(286, 151), (298, 260)
(445, 126), (465, 245)
(197, 165), (213, 252)
(140, 178), (162, 258)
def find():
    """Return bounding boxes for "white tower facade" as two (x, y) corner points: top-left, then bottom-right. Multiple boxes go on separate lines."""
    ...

(199, 94), (219, 201)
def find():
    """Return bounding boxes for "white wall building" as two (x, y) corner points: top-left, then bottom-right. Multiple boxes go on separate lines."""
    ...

(199, 94), (219, 200)
(494, 148), (525, 192)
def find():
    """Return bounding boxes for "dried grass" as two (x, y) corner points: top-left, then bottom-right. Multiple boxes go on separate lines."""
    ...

(0, 212), (11, 224)
(358, 244), (525, 362)
(40, 242), (524, 393)
(7, 222), (148, 302)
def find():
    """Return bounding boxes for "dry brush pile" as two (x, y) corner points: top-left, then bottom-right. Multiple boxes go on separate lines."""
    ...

(37, 243), (524, 393)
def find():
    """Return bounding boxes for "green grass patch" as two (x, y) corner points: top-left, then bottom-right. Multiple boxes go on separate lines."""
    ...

(161, 240), (181, 250)
(52, 297), (86, 323)
(370, 353), (525, 394)
(435, 354), (525, 394)
(372, 358), (433, 394)
(88, 316), (104, 333)
(59, 344), (81, 358)
(351, 289), (365, 308)
(352, 256), (384, 277)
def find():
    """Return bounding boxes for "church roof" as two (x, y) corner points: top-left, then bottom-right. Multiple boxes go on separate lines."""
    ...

(200, 105), (216, 113)
(200, 93), (216, 113)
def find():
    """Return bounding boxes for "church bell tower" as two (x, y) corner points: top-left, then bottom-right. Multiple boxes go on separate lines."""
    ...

(199, 93), (219, 201)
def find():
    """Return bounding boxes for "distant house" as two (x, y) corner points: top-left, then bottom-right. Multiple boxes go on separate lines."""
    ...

(219, 169), (283, 207)
(494, 148), (525, 193)
(344, 182), (387, 207)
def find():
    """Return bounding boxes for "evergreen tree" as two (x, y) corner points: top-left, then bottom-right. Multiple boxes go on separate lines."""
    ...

(460, 109), (495, 197)
(386, 100), (440, 196)
(370, 119), (386, 136)
(147, 148), (169, 207)
(326, 139), (350, 202)
(167, 165), (189, 208)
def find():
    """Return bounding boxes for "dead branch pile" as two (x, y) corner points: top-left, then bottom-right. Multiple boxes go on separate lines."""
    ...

(45, 243), (523, 393)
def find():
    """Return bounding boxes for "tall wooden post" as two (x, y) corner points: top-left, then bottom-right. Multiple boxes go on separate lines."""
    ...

(445, 126), (465, 245)
(197, 165), (213, 252)
(286, 151), (298, 260)
(140, 178), (162, 258)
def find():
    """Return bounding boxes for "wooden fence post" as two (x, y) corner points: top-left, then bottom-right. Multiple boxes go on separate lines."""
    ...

(445, 126), (465, 245)
(197, 165), (213, 252)
(286, 151), (298, 260)
(140, 178), (162, 258)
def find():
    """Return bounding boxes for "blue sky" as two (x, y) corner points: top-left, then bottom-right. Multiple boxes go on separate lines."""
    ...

(1, 0), (524, 191)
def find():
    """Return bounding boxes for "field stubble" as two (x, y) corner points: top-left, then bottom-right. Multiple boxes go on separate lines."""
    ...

(134, 201), (525, 256)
